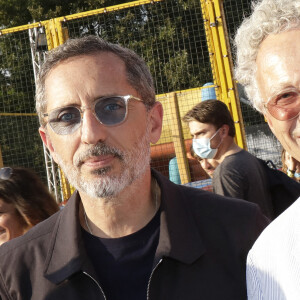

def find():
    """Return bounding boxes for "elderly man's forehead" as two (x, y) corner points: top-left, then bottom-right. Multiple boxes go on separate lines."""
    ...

(256, 30), (300, 96)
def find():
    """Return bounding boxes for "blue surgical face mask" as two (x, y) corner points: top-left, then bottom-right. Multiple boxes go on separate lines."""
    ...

(192, 128), (221, 159)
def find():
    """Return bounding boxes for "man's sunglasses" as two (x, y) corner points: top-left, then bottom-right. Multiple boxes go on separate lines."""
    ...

(43, 95), (143, 135)
(0, 167), (13, 180)
(265, 89), (300, 121)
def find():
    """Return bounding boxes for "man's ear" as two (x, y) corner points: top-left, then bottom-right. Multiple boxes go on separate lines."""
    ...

(221, 124), (229, 138)
(149, 102), (163, 144)
(39, 127), (58, 162)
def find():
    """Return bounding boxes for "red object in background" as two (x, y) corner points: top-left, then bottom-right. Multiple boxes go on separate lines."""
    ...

(150, 139), (209, 182)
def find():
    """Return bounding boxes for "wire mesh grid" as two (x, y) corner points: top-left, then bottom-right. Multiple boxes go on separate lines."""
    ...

(63, 0), (213, 183)
(0, 29), (48, 181)
(65, 0), (211, 94)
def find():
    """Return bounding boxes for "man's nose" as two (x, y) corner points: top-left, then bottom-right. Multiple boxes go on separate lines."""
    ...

(80, 109), (108, 145)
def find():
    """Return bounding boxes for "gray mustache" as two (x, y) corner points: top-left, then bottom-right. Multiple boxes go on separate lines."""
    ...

(75, 142), (124, 167)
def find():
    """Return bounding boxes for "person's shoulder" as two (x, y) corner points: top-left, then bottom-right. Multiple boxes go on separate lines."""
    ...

(217, 150), (260, 176)
(247, 197), (300, 286)
(251, 197), (300, 251)
(214, 151), (243, 172)
(156, 170), (268, 249)
(154, 168), (264, 221)
(178, 182), (261, 218)
(177, 184), (268, 249)
(223, 149), (253, 164)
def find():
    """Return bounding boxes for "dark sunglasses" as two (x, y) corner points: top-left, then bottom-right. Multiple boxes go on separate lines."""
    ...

(43, 95), (143, 135)
(0, 167), (13, 180)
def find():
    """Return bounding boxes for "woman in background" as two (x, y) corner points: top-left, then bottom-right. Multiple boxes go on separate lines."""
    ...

(0, 167), (59, 246)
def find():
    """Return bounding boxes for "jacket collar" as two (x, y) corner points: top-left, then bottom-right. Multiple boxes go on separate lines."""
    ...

(152, 169), (206, 264)
(43, 191), (93, 284)
(44, 170), (206, 284)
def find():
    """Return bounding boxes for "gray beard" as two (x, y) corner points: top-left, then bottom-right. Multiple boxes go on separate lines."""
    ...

(54, 126), (151, 199)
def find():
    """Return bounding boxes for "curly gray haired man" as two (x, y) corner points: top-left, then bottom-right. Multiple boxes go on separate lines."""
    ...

(235, 0), (300, 299)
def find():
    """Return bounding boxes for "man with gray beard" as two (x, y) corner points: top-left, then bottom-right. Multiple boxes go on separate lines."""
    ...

(56, 128), (151, 199)
(0, 36), (268, 300)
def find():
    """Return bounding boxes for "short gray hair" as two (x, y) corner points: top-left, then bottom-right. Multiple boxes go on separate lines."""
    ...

(36, 35), (155, 126)
(234, 0), (300, 113)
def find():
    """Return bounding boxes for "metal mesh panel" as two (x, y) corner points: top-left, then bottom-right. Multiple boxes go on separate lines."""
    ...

(63, 0), (213, 183)
(65, 1), (211, 94)
(223, 0), (282, 166)
(0, 30), (47, 180)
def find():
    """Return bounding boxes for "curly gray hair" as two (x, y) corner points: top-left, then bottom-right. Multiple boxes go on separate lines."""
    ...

(36, 35), (155, 126)
(234, 0), (300, 113)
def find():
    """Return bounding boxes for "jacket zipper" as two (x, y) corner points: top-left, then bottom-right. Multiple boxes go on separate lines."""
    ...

(147, 258), (163, 300)
(83, 271), (107, 300)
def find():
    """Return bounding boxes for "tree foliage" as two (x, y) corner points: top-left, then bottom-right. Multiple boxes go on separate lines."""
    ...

(0, 0), (133, 27)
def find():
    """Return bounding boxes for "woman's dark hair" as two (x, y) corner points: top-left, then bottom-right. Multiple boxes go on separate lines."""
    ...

(0, 167), (59, 227)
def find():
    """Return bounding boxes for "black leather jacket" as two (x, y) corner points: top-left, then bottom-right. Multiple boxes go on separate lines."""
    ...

(0, 169), (268, 300)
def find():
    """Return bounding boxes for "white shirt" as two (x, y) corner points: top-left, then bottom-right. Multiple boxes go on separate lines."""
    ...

(247, 197), (300, 299)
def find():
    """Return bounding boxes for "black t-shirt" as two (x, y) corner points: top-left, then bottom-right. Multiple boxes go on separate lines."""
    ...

(82, 210), (160, 300)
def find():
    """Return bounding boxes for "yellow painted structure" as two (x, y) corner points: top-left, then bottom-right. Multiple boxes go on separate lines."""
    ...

(200, 0), (246, 149)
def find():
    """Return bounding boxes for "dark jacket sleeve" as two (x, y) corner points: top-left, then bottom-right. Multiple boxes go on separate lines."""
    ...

(248, 206), (270, 250)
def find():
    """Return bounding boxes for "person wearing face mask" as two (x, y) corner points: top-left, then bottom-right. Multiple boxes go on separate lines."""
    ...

(183, 100), (274, 220)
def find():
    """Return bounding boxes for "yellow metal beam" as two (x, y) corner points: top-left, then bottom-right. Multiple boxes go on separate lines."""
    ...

(200, 0), (246, 150)
(60, 0), (163, 21)
(0, 0), (163, 36)
(213, 0), (246, 149)
(207, 1), (227, 100)
(54, 18), (66, 45)
(48, 19), (60, 49)
(0, 146), (4, 168)
(0, 21), (47, 35)
(43, 21), (54, 50)
(59, 167), (73, 201)
(200, 0), (220, 100)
